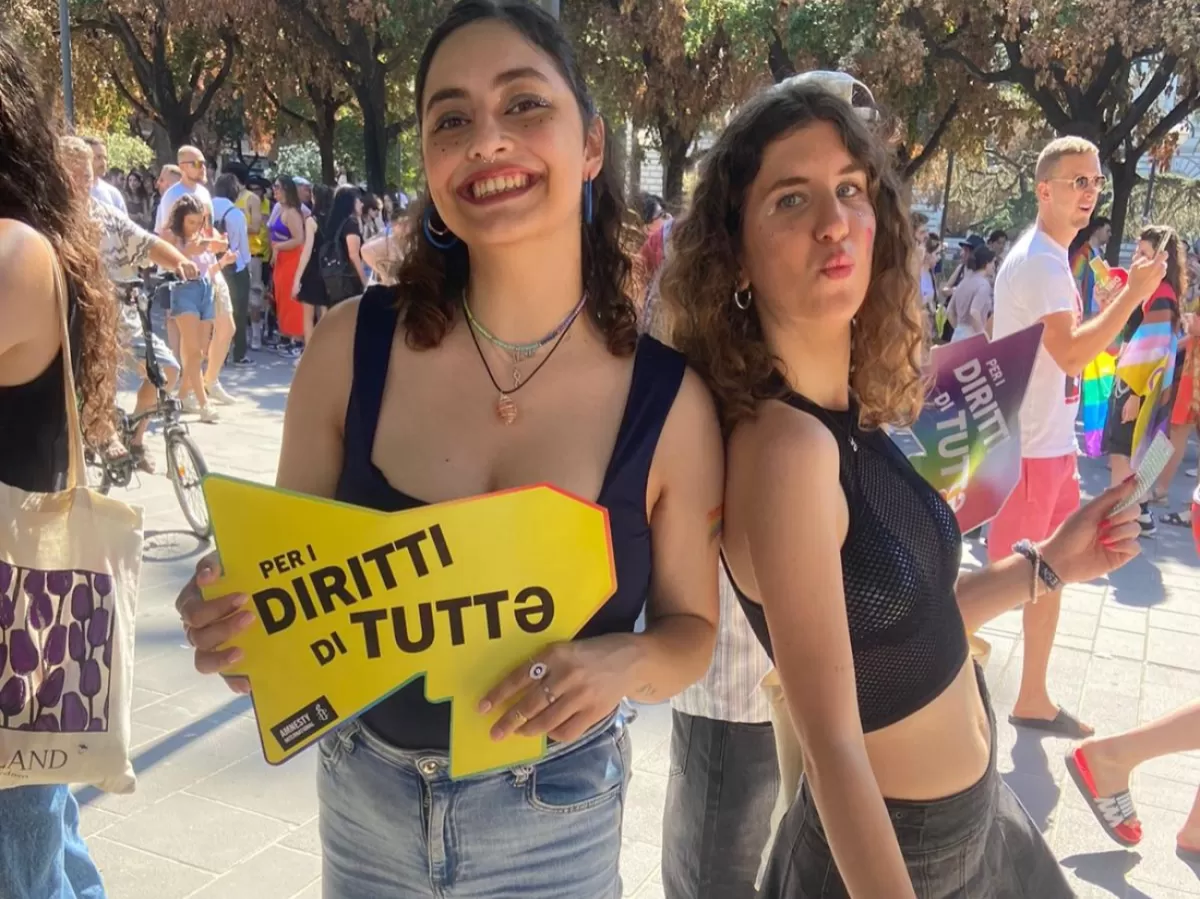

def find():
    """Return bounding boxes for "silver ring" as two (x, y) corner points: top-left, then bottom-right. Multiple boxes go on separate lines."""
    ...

(542, 684), (556, 704)
(529, 662), (548, 681)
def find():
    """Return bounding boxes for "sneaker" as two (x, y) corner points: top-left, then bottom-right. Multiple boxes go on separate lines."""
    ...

(179, 394), (200, 414)
(233, 357), (255, 368)
(1188, 467), (1198, 478)
(198, 404), (220, 424)
(1138, 503), (1157, 537)
(206, 381), (236, 405)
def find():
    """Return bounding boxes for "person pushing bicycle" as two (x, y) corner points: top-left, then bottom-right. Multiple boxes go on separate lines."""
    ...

(59, 137), (200, 471)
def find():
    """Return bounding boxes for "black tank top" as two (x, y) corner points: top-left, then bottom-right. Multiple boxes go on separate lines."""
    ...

(728, 390), (968, 733)
(0, 294), (79, 493)
(336, 287), (686, 749)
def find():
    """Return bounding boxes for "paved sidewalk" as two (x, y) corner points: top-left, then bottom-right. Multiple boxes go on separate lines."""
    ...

(79, 348), (1200, 899)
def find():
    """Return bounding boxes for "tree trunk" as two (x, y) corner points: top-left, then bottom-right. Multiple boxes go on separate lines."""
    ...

(165, 111), (194, 155)
(659, 126), (690, 208)
(316, 102), (338, 187)
(354, 66), (390, 194)
(1107, 159), (1138, 263)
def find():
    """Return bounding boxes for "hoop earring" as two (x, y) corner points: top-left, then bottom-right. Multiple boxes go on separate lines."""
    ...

(583, 178), (594, 225)
(733, 287), (752, 311)
(422, 206), (459, 250)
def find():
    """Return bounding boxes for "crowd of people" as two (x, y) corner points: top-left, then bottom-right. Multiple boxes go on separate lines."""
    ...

(3, 1), (1200, 898)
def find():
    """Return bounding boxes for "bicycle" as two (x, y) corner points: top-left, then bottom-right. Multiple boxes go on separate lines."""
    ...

(85, 277), (213, 540)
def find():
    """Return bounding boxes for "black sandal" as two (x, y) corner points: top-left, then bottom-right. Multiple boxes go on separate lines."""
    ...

(1162, 511), (1193, 528)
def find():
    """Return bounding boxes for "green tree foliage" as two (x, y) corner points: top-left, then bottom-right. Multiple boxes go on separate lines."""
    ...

(568, 0), (769, 206)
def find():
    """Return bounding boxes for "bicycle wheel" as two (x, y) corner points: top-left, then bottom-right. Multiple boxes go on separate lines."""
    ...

(165, 432), (212, 539)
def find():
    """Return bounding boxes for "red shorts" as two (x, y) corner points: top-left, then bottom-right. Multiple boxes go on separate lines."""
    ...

(1171, 366), (1195, 427)
(987, 455), (1081, 562)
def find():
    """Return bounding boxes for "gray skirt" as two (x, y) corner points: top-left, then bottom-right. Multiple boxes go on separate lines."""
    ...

(759, 665), (1075, 898)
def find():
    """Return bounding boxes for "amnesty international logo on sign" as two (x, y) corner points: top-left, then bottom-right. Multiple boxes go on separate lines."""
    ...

(199, 476), (616, 778)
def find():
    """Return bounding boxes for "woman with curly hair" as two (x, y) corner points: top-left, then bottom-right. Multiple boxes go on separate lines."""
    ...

(662, 79), (1145, 897)
(173, 2), (722, 895)
(0, 26), (118, 899)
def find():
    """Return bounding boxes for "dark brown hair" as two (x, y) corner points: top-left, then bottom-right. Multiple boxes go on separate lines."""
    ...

(0, 28), (118, 446)
(661, 82), (926, 433)
(391, 0), (637, 355)
(167, 193), (206, 241)
(1140, 225), (1188, 309)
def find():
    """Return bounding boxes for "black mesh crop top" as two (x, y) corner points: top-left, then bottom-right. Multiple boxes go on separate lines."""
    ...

(727, 389), (969, 733)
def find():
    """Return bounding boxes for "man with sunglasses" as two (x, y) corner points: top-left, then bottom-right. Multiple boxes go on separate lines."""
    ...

(154, 145), (214, 234)
(988, 136), (1166, 740)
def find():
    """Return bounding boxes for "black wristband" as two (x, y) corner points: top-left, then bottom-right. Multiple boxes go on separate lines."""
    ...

(1012, 539), (1062, 592)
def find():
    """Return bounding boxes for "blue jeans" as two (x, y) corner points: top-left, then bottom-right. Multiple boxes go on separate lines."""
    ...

(317, 715), (631, 898)
(0, 784), (106, 899)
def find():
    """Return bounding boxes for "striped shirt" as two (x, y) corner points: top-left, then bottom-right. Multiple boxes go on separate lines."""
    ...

(672, 567), (774, 723)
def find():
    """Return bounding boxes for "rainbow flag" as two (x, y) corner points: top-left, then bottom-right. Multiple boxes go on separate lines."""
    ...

(1115, 316), (1178, 467)
(1081, 352), (1115, 457)
(1072, 247), (1098, 318)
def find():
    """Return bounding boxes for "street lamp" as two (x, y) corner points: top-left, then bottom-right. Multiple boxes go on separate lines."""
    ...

(59, 0), (75, 127)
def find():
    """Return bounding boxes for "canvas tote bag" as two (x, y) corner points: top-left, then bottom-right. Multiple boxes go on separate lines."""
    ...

(0, 240), (143, 793)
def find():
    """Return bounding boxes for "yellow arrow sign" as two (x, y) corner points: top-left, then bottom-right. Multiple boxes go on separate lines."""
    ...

(199, 476), (616, 778)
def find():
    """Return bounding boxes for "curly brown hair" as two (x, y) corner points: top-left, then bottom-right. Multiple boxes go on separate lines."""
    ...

(661, 82), (926, 433)
(0, 29), (118, 447)
(391, 0), (638, 356)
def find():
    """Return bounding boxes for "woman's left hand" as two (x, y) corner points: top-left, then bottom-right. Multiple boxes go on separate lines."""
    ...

(1121, 394), (1141, 423)
(1042, 477), (1142, 584)
(480, 634), (637, 744)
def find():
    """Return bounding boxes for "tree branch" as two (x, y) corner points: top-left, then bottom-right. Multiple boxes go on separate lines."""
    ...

(1132, 87), (1200, 159)
(108, 68), (158, 124)
(903, 98), (961, 179)
(766, 26), (794, 83)
(188, 31), (237, 126)
(385, 113), (417, 142)
(264, 88), (317, 128)
(1104, 56), (1179, 156)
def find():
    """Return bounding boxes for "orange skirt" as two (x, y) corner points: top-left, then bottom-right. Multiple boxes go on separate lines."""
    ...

(272, 245), (305, 339)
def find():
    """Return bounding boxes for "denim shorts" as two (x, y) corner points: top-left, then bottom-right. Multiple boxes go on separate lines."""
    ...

(169, 278), (215, 320)
(760, 665), (1075, 898)
(0, 784), (106, 899)
(317, 714), (631, 898)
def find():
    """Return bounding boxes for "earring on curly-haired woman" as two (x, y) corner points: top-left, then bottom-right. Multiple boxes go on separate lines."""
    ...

(422, 205), (459, 250)
(733, 287), (752, 310)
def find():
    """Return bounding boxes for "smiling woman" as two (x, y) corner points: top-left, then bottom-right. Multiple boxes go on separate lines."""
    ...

(173, 2), (724, 897)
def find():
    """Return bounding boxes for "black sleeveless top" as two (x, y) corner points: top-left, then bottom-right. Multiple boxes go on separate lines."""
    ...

(0, 294), (79, 494)
(728, 390), (968, 733)
(336, 287), (686, 749)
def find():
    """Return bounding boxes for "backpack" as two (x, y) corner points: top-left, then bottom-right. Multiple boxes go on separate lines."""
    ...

(213, 207), (232, 236)
(319, 218), (359, 304)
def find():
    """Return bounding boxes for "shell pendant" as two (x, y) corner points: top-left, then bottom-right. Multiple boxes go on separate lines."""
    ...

(496, 393), (518, 425)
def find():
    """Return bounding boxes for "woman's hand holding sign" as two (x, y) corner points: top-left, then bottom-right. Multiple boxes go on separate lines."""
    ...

(176, 551), (253, 694)
(481, 633), (642, 744)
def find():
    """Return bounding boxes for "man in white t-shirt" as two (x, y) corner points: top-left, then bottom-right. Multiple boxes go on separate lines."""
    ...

(989, 136), (1166, 738)
(83, 136), (127, 214)
(155, 145), (213, 234)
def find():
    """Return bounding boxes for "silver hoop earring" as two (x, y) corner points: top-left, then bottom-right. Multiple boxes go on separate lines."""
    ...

(733, 288), (752, 311)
